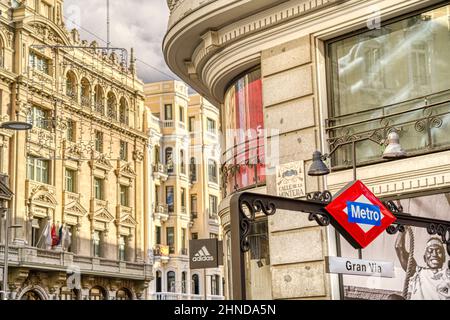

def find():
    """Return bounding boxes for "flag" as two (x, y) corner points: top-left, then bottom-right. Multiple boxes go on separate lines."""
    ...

(57, 224), (63, 245)
(51, 223), (58, 247)
(62, 225), (72, 251)
(42, 221), (52, 250)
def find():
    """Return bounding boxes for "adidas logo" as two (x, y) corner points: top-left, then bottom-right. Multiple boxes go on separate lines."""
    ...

(192, 246), (214, 262)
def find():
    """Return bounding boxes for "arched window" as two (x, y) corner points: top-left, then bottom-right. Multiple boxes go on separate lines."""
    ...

(155, 271), (162, 293)
(116, 288), (132, 300)
(94, 85), (105, 115)
(208, 160), (218, 183)
(107, 92), (117, 120)
(66, 71), (77, 101)
(181, 272), (187, 294)
(20, 290), (43, 300)
(119, 97), (129, 125)
(190, 157), (197, 183)
(165, 147), (174, 174)
(80, 78), (91, 108)
(180, 150), (185, 174)
(167, 271), (176, 292)
(192, 274), (199, 295)
(89, 286), (107, 300)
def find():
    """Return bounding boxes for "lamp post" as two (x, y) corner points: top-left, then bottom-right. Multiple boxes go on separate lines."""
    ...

(307, 130), (407, 260)
(0, 120), (33, 300)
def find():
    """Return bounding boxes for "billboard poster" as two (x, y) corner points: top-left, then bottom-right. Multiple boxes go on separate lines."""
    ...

(341, 193), (450, 300)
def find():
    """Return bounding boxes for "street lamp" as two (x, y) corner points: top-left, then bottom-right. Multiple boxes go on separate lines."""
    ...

(0, 120), (32, 300)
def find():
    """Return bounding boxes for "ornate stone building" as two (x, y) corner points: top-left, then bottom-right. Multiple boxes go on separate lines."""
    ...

(0, 0), (151, 300)
(163, 0), (450, 300)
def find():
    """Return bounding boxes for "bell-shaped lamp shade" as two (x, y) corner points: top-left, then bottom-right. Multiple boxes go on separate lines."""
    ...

(383, 131), (407, 159)
(308, 151), (330, 176)
(0, 121), (33, 131)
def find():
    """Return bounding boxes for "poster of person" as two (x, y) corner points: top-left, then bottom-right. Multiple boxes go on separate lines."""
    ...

(341, 193), (450, 300)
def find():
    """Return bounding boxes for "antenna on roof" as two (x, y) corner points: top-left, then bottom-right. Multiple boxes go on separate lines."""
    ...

(107, 0), (111, 49)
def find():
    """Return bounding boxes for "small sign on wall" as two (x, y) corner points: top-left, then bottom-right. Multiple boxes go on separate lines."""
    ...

(276, 160), (306, 198)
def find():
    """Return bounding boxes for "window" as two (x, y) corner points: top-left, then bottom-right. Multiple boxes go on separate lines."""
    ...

(156, 271), (162, 293)
(120, 185), (129, 207)
(81, 78), (90, 107)
(209, 195), (218, 217)
(107, 92), (117, 119)
(181, 188), (186, 208)
(93, 231), (102, 257)
(189, 157), (197, 182)
(182, 272), (187, 294)
(118, 235), (127, 261)
(190, 195), (197, 218)
(31, 218), (44, 247)
(166, 227), (174, 254)
(66, 72), (77, 100)
(120, 140), (128, 161)
(29, 51), (50, 74)
(94, 85), (104, 115)
(207, 118), (216, 134)
(181, 228), (186, 253)
(154, 146), (161, 164)
(30, 105), (49, 130)
(211, 275), (220, 296)
(191, 233), (198, 240)
(66, 120), (75, 142)
(94, 177), (104, 200)
(192, 274), (200, 295)
(208, 160), (218, 183)
(164, 104), (173, 120)
(119, 98), (128, 125)
(155, 226), (161, 244)
(94, 130), (103, 152)
(179, 106), (184, 122)
(65, 168), (76, 193)
(155, 185), (160, 206)
(27, 156), (50, 184)
(180, 150), (186, 174)
(165, 148), (174, 174)
(166, 186), (174, 212)
(167, 271), (176, 292)
(188, 116), (195, 132)
(89, 287), (106, 300)
(327, 4), (450, 168)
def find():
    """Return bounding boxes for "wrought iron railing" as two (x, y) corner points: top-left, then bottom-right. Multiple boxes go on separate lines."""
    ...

(326, 90), (450, 170)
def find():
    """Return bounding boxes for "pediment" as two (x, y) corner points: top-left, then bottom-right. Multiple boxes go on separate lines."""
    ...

(29, 185), (57, 208)
(65, 201), (87, 218)
(90, 154), (113, 171)
(93, 207), (115, 223)
(27, 18), (71, 46)
(115, 162), (136, 178)
(118, 214), (137, 228)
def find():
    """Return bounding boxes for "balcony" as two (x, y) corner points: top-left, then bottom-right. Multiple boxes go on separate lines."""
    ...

(153, 244), (170, 264)
(154, 204), (169, 222)
(153, 163), (168, 181)
(0, 245), (152, 281)
(162, 120), (174, 128)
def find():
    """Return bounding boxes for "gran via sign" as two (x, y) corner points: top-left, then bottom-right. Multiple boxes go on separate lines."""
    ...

(326, 256), (395, 278)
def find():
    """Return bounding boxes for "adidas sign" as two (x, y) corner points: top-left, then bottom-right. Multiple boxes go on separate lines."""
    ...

(192, 246), (214, 262)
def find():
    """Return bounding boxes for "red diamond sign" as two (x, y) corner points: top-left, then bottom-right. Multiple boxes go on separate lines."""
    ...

(325, 180), (397, 249)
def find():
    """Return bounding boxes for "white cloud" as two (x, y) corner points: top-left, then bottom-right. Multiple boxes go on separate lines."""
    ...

(64, 0), (177, 83)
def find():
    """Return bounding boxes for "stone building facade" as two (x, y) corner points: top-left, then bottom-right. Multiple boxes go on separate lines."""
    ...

(163, 0), (450, 300)
(0, 0), (151, 300)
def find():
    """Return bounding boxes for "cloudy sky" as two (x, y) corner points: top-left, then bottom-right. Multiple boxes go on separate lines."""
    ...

(64, 0), (178, 83)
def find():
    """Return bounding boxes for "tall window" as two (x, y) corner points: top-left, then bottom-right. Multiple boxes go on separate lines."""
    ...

(208, 160), (218, 183)
(155, 185), (160, 206)
(164, 104), (173, 120)
(119, 98), (129, 125)
(190, 195), (197, 217)
(181, 228), (186, 253)
(167, 271), (176, 292)
(180, 150), (185, 174)
(192, 274), (200, 295)
(166, 227), (174, 254)
(181, 188), (186, 209)
(29, 51), (50, 74)
(182, 272), (187, 294)
(166, 186), (174, 212)
(190, 157), (197, 182)
(94, 177), (104, 200)
(120, 185), (129, 207)
(165, 148), (174, 174)
(31, 105), (49, 130)
(207, 118), (216, 134)
(120, 140), (128, 161)
(154, 145), (160, 164)
(27, 156), (50, 184)
(211, 275), (220, 296)
(94, 85), (105, 115)
(93, 231), (102, 257)
(188, 116), (195, 132)
(107, 92), (117, 120)
(81, 78), (91, 107)
(118, 235), (127, 261)
(66, 120), (75, 142)
(65, 168), (76, 193)
(31, 218), (44, 247)
(155, 226), (161, 244)
(66, 71), (77, 100)
(94, 130), (103, 152)
(179, 106), (184, 122)
(209, 195), (218, 217)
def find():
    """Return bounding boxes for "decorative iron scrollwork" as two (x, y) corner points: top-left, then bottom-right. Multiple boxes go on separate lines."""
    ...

(306, 191), (332, 204)
(386, 224), (405, 235)
(384, 200), (404, 213)
(308, 213), (331, 227)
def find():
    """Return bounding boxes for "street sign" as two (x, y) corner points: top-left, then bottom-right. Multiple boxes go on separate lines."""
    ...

(325, 180), (397, 249)
(325, 256), (395, 278)
(189, 239), (219, 269)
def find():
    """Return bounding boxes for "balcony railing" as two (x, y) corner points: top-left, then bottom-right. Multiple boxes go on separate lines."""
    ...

(81, 96), (91, 108)
(163, 120), (174, 128)
(94, 102), (105, 115)
(153, 163), (168, 176)
(153, 244), (170, 257)
(154, 204), (169, 222)
(326, 90), (450, 170)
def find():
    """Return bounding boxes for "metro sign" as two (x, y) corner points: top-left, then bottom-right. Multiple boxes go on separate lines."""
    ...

(325, 180), (397, 249)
